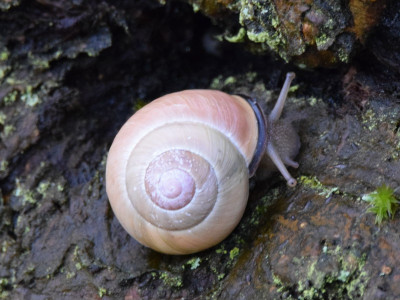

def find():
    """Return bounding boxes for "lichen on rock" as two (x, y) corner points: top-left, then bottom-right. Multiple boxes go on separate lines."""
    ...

(182, 0), (386, 67)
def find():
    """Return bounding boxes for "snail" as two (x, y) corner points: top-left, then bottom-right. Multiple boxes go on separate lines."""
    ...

(106, 72), (300, 255)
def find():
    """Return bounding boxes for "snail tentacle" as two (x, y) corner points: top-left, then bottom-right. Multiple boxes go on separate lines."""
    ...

(266, 142), (297, 187)
(269, 72), (296, 122)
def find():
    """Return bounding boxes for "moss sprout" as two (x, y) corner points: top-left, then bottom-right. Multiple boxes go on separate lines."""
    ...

(186, 257), (201, 270)
(229, 247), (240, 260)
(362, 185), (399, 224)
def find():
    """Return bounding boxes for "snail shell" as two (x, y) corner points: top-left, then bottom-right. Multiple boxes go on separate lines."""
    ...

(106, 74), (298, 255)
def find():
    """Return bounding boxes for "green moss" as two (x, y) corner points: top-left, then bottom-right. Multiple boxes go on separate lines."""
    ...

(73, 245), (80, 257)
(0, 269), (16, 299)
(246, 30), (283, 54)
(300, 287), (318, 299)
(74, 262), (82, 270)
(21, 86), (41, 107)
(315, 33), (333, 50)
(307, 97), (318, 106)
(362, 185), (398, 224)
(3, 125), (15, 137)
(98, 287), (107, 297)
(0, 112), (6, 125)
(299, 175), (339, 197)
(215, 246), (227, 255)
(0, 50), (9, 61)
(306, 260), (326, 289)
(272, 273), (287, 293)
(337, 47), (350, 63)
(36, 181), (50, 196)
(1, 241), (9, 253)
(28, 52), (50, 69)
(71, 245), (93, 271)
(13, 179), (36, 205)
(229, 247), (240, 260)
(0, 66), (9, 81)
(271, 16), (279, 28)
(192, 2), (200, 12)
(210, 75), (225, 90)
(225, 28), (246, 43)
(238, 0), (305, 61)
(133, 99), (147, 112)
(2, 90), (18, 105)
(362, 109), (377, 131)
(208, 72), (259, 92)
(294, 249), (369, 299)
(186, 257), (201, 270)
(360, 104), (400, 161)
(209, 263), (225, 281)
(57, 183), (64, 192)
(347, 270), (368, 296)
(394, 136), (400, 160)
(223, 76), (236, 85)
(244, 187), (280, 228)
(284, 245), (369, 298)
(289, 84), (299, 93)
(159, 271), (183, 288)
(338, 270), (350, 282)
(0, 278), (8, 288)
(297, 63), (308, 69)
(0, 160), (7, 173)
(245, 72), (257, 82)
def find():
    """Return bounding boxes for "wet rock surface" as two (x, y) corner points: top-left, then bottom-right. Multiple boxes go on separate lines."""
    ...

(0, 0), (399, 299)
(219, 92), (400, 299)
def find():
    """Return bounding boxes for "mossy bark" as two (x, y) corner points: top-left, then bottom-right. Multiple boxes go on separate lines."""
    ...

(182, 0), (387, 67)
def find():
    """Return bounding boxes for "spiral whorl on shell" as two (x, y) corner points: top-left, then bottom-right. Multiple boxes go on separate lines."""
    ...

(106, 90), (260, 254)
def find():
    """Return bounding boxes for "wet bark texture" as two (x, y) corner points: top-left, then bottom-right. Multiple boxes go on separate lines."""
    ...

(0, 0), (400, 299)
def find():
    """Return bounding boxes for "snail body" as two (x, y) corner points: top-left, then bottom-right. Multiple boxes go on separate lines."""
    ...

(106, 73), (299, 254)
